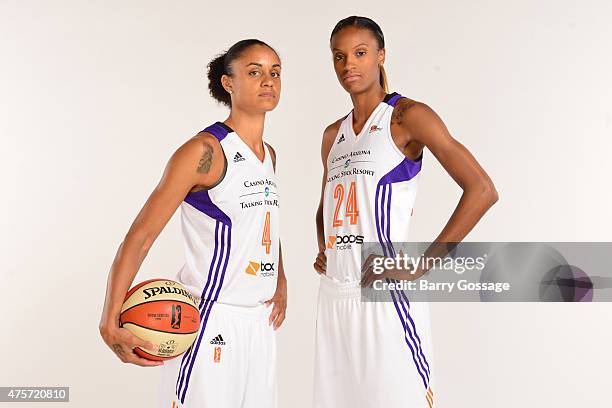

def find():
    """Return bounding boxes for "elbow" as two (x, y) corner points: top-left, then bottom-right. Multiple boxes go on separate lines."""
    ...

(482, 183), (499, 207)
(123, 230), (155, 256)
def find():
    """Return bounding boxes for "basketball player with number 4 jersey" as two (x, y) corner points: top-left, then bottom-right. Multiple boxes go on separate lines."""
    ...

(99, 39), (286, 408)
(313, 17), (498, 407)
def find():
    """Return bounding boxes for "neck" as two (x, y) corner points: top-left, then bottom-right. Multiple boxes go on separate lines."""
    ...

(224, 108), (266, 152)
(350, 86), (387, 123)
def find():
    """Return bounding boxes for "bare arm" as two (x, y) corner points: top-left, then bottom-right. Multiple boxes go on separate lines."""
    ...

(99, 133), (225, 366)
(392, 100), (498, 243)
(314, 120), (342, 274)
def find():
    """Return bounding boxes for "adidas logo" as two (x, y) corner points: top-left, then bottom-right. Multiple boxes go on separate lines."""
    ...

(369, 125), (383, 133)
(210, 334), (226, 345)
(233, 152), (245, 163)
(337, 134), (346, 144)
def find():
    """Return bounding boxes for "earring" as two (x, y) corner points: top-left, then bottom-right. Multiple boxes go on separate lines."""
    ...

(229, 90), (233, 94)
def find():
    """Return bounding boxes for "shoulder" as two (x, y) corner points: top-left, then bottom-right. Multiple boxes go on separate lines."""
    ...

(173, 131), (223, 167)
(320, 117), (345, 164)
(166, 130), (226, 191)
(323, 117), (344, 141)
(321, 117), (344, 161)
(391, 97), (439, 127)
(264, 142), (276, 171)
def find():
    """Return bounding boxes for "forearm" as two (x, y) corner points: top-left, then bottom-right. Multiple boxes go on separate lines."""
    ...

(410, 187), (497, 278)
(315, 203), (325, 252)
(100, 233), (151, 325)
(433, 186), (497, 243)
(277, 242), (286, 285)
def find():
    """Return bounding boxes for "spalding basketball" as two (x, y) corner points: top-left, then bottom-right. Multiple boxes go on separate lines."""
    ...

(120, 279), (200, 361)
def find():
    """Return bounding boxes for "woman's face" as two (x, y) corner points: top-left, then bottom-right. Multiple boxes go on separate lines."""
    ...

(330, 26), (385, 94)
(222, 44), (281, 113)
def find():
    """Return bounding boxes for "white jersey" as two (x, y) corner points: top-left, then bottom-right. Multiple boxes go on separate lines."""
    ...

(316, 93), (435, 407)
(176, 121), (280, 308)
(323, 92), (422, 282)
(167, 121), (280, 407)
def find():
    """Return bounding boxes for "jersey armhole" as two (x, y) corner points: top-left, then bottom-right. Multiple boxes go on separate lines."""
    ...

(385, 97), (425, 164)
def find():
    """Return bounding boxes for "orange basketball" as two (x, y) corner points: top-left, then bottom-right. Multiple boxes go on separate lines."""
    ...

(120, 279), (200, 361)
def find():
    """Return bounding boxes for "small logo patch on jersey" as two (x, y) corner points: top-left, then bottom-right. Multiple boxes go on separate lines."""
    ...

(337, 134), (345, 144)
(369, 125), (383, 133)
(327, 234), (364, 250)
(213, 346), (222, 363)
(326, 235), (336, 249)
(210, 334), (226, 345)
(245, 260), (275, 277)
(245, 261), (260, 275)
(233, 152), (246, 162)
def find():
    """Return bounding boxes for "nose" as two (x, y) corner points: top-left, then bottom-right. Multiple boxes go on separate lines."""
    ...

(343, 54), (357, 71)
(261, 72), (274, 87)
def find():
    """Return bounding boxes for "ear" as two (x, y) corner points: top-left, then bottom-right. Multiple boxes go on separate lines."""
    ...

(221, 74), (233, 94)
(378, 48), (386, 65)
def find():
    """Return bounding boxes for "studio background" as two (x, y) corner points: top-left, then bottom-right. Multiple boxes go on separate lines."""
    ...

(1, 0), (611, 407)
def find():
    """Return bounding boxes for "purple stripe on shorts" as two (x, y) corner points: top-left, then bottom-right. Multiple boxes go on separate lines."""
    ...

(388, 284), (428, 389)
(175, 220), (222, 395)
(179, 223), (231, 403)
(397, 290), (432, 376)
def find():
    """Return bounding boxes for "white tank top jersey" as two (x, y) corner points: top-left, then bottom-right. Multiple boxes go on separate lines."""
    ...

(176, 121), (280, 309)
(323, 92), (423, 283)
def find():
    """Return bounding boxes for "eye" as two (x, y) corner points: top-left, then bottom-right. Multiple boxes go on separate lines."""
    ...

(271, 72), (280, 78)
(356, 50), (366, 57)
(334, 54), (344, 61)
(249, 71), (261, 77)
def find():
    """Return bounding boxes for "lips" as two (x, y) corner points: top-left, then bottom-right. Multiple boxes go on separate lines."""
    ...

(343, 73), (361, 83)
(259, 92), (275, 98)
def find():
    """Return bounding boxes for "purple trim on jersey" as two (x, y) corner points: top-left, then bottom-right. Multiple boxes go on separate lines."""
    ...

(184, 190), (232, 226)
(374, 185), (389, 257)
(202, 121), (233, 142)
(374, 166), (432, 390)
(388, 283), (429, 389)
(176, 222), (232, 403)
(179, 224), (232, 403)
(175, 220), (223, 394)
(385, 184), (393, 255)
(378, 157), (422, 185)
(386, 93), (403, 107)
(176, 221), (222, 396)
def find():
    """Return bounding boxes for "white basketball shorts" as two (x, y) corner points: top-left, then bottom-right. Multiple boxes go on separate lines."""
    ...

(313, 274), (435, 407)
(159, 302), (277, 408)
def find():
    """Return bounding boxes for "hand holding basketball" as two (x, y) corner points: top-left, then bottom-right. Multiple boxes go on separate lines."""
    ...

(99, 319), (163, 367)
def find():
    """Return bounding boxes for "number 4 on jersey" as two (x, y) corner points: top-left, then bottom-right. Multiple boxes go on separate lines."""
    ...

(261, 211), (271, 254)
(333, 181), (359, 227)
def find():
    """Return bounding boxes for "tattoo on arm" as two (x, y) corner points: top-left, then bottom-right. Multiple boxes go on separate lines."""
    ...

(390, 99), (416, 126)
(112, 343), (125, 357)
(197, 142), (214, 173)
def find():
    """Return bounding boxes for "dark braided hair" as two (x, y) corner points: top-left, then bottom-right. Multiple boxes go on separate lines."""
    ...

(207, 39), (279, 107)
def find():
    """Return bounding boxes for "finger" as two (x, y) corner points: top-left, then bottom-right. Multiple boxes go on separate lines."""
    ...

(269, 303), (281, 325)
(318, 254), (327, 266)
(124, 350), (165, 367)
(121, 330), (156, 352)
(273, 312), (286, 330)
